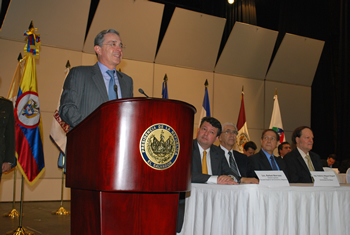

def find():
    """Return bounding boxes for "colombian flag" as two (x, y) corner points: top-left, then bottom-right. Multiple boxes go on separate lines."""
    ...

(14, 55), (45, 185)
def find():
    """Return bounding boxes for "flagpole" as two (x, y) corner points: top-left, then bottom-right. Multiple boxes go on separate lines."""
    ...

(3, 168), (19, 218)
(6, 176), (34, 235)
(52, 155), (70, 215)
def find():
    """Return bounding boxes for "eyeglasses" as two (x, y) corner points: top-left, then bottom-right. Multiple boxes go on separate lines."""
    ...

(103, 42), (126, 49)
(262, 136), (276, 141)
(224, 130), (238, 136)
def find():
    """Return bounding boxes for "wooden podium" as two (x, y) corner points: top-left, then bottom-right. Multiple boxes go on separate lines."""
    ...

(66, 98), (196, 235)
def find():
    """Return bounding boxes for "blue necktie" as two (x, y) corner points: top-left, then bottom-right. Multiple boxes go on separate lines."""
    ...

(270, 155), (278, 170)
(107, 70), (117, 100)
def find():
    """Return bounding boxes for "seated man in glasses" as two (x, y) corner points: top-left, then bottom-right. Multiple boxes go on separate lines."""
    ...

(249, 129), (288, 177)
(218, 122), (259, 184)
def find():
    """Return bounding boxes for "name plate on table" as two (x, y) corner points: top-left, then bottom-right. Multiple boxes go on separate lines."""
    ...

(255, 171), (289, 187)
(311, 171), (340, 186)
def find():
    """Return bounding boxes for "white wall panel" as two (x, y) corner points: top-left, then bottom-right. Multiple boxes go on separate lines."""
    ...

(83, 0), (164, 62)
(0, 0), (90, 51)
(213, 73), (264, 130)
(266, 33), (324, 86)
(215, 22), (278, 79)
(156, 8), (226, 71)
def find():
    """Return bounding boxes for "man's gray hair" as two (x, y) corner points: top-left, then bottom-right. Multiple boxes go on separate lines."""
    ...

(94, 29), (120, 47)
(221, 122), (238, 132)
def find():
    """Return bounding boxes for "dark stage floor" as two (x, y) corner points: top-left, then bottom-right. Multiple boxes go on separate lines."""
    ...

(0, 201), (70, 235)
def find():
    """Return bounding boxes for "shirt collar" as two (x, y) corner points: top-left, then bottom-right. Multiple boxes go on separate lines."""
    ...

(98, 61), (115, 75)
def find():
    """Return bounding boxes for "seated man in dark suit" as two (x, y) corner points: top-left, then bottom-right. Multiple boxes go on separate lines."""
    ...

(249, 129), (288, 176)
(191, 117), (240, 184)
(283, 126), (323, 183)
(243, 141), (257, 157)
(321, 154), (340, 168)
(278, 141), (292, 158)
(218, 122), (258, 183)
(177, 117), (240, 232)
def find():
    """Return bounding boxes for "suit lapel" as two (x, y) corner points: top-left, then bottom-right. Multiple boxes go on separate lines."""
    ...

(259, 150), (273, 170)
(210, 146), (220, 175)
(91, 63), (109, 101)
(295, 149), (310, 172)
(117, 71), (127, 98)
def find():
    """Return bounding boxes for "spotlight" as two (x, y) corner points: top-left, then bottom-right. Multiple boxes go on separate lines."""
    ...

(228, 0), (234, 4)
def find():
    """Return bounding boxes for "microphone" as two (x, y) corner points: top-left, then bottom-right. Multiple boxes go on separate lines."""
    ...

(138, 88), (149, 98)
(114, 84), (119, 99)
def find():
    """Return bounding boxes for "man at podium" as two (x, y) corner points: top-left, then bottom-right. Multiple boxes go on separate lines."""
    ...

(59, 29), (133, 129)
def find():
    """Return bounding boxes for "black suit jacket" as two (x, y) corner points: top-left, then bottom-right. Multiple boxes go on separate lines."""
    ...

(283, 148), (323, 183)
(219, 146), (257, 178)
(249, 149), (288, 178)
(191, 139), (240, 183)
(0, 98), (15, 179)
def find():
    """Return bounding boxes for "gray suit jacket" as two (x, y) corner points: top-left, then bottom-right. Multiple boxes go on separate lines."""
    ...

(59, 63), (133, 128)
(191, 139), (240, 183)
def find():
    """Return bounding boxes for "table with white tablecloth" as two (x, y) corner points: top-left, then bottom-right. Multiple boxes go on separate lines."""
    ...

(179, 183), (350, 235)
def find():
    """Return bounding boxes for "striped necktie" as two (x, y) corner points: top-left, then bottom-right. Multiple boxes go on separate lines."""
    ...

(228, 151), (240, 177)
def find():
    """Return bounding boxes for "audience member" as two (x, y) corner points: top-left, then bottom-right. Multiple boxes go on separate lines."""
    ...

(278, 142), (292, 158)
(321, 154), (339, 168)
(243, 141), (257, 157)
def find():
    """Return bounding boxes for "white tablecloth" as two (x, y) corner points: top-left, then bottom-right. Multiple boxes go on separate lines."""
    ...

(179, 183), (350, 235)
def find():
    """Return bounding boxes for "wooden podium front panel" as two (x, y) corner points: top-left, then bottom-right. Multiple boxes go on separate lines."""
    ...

(67, 98), (195, 193)
(71, 188), (178, 235)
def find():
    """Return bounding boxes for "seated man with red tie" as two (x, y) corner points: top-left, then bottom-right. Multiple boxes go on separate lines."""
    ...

(249, 129), (288, 177)
(283, 126), (323, 183)
(191, 117), (240, 184)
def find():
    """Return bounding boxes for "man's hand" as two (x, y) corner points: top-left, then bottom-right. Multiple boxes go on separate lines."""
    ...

(241, 177), (259, 184)
(217, 175), (239, 185)
(2, 163), (12, 173)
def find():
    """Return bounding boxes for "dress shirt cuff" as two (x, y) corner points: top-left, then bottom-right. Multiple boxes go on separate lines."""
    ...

(207, 176), (218, 184)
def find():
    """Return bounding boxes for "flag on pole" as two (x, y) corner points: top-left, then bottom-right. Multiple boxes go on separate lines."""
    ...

(14, 22), (44, 185)
(162, 73), (169, 99)
(6, 54), (25, 169)
(198, 80), (211, 129)
(269, 92), (285, 143)
(50, 61), (71, 169)
(7, 53), (25, 106)
(235, 87), (250, 153)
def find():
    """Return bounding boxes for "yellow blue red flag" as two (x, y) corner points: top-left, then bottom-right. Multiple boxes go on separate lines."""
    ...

(14, 26), (45, 185)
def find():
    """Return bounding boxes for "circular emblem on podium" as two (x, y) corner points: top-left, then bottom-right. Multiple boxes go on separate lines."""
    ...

(139, 123), (180, 170)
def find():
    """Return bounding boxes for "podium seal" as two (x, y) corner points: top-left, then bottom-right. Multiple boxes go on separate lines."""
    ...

(140, 123), (180, 170)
